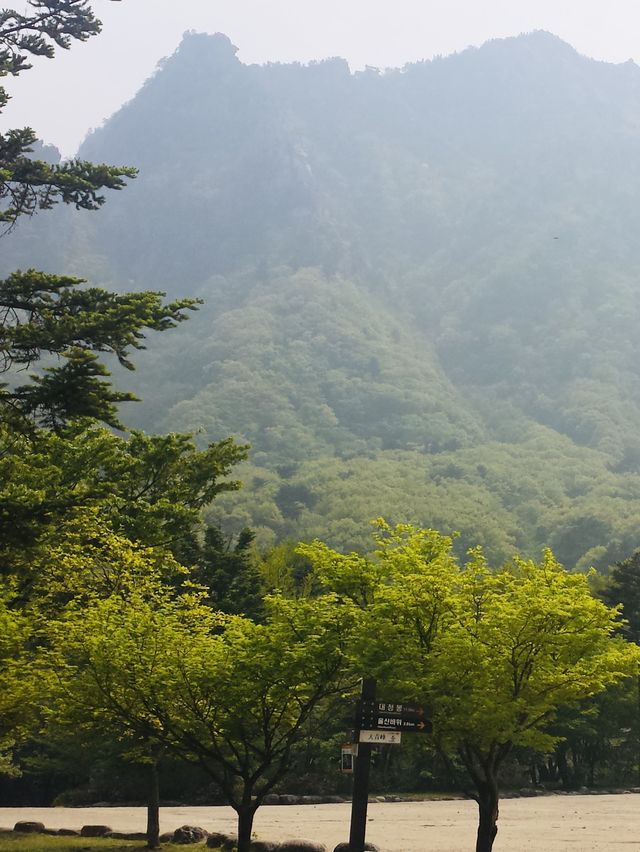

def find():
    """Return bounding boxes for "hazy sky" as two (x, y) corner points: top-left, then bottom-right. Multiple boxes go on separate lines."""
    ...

(5, 0), (640, 156)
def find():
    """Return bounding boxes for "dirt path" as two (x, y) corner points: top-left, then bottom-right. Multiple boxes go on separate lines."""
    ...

(1, 794), (639, 851)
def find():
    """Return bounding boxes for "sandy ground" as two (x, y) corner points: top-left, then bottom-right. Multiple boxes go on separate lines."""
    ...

(1, 795), (640, 851)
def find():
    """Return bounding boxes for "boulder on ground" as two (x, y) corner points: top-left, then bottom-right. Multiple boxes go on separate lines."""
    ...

(206, 832), (235, 848)
(14, 822), (45, 833)
(333, 843), (380, 851)
(173, 824), (209, 844)
(263, 793), (281, 805)
(279, 841), (327, 852)
(249, 841), (279, 851)
(278, 794), (299, 805)
(80, 825), (112, 837)
(57, 828), (80, 836)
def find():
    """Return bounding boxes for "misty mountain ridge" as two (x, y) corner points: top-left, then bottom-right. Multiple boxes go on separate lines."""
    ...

(9, 29), (640, 569)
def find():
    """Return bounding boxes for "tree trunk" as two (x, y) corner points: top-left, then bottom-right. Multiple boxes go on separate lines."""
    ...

(556, 743), (571, 789)
(475, 780), (499, 852)
(236, 803), (257, 852)
(571, 746), (584, 788)
(146, 760), (161, 850)
(587, 749), (596, 788)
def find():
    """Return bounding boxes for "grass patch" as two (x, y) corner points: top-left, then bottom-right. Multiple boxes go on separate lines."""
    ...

(0, 831), (230, 851)
(0, 834), (151, 852)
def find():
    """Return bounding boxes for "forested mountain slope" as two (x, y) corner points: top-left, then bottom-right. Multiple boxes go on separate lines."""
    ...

(9, 30), (640, 567)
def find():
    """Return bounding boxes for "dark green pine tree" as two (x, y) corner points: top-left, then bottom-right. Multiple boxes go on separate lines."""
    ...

(0, 1), (135, 227)
(0, 2), (203, 429)
(191, 526), (265, 622)
(603, 551), (640, 643)
(0, 270), (199, 429)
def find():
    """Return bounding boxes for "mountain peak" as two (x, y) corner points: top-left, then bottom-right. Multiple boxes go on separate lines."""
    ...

(478, 29), (579, 61)
(168, 31), (240, 71)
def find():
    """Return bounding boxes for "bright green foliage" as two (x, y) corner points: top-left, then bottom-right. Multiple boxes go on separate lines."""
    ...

(0, 591), (28, 774)
(47, 583), (354, 850)
(29, 510), (185, 615)
(0, 419), (247, 789)
(428, 550), (637, 755)
(23, 521), (188, 848)
(0, 1), (135, 225)
(303, 523), (639, 850)
(306, 525), (639, 745)
(259, 540), (314, 597)
(44, 552), (193, 733)
(0, 423), (247, 589)
(0, 500), (185, 770)
(0, 583), (46, 775)
(300, 520), (460, 671)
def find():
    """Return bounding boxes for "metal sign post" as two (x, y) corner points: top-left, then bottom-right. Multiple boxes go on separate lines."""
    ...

(348, 677), (376, 852)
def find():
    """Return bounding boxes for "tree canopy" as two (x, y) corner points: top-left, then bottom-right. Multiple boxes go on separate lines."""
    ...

(0, 3), (251, 812)
(47, 581), (354, 851)
(303, 523), (639, 852)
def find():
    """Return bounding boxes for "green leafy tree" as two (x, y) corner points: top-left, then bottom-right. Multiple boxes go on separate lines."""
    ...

(260, 540), (314, 597)
(0, 424), (247, 593)
(0, 583), (43, 776)
(303, 523), (640, 852)
(49, 585), (355, 852)
(0, 2), (252, 812)
(40, 528), (182, 848)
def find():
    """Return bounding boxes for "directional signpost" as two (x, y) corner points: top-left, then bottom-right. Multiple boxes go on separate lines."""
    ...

(347, 679), (432, 851)
(358, 700), (432, 734)
(348, 678), (376, 852)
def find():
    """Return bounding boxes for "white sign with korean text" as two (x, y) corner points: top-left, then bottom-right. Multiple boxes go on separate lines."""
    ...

(359, 729), (402, 744)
